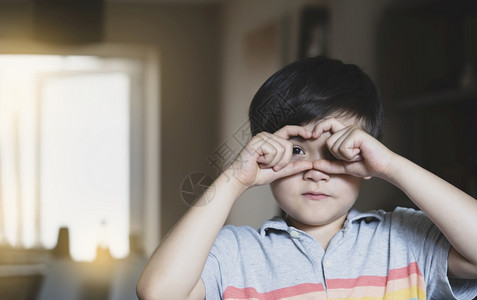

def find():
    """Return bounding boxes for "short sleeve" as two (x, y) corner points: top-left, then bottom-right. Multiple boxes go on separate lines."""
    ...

(200, 225), (239, 300)
(393, 207), (477, 299)
(201, 253), (223, 300)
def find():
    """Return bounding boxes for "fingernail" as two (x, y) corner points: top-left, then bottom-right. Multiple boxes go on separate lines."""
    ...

(274, 166), (282, 172)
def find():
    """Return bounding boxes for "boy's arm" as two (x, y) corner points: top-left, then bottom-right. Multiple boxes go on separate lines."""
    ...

(384, 155), (477, 278)
(312, 118), (477, 279)
(136, 126), (313, 300)
(136, 172), (245, 300)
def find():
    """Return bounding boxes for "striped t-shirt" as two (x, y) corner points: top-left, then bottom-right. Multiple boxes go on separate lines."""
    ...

(201, 207), (477, 299)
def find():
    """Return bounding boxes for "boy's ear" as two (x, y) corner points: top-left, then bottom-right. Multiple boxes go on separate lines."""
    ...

(363, 176), (372, 180)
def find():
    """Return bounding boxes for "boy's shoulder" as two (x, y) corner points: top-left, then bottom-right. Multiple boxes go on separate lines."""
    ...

(218, 217), (288, 240)
(348, 207), (431, 230)
(213, 217), (296, 251)
(348, 206), (425, 222)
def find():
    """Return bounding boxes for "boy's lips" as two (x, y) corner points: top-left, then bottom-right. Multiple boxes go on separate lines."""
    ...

(302, 192), (329, 200)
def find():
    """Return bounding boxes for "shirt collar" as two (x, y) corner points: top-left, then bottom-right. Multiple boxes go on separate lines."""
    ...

(259, 217), (288, 236)
(259, 209), (383, 236)
(347, 209), (383, 224)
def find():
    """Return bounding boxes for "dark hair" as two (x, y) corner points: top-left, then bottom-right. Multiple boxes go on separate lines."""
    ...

(248, 56), (383, 139)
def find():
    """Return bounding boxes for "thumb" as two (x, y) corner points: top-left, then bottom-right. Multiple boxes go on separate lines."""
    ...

(275, 160), (314, 178)
(313, 159), (348, 175)
(260, 160), (313, 184)
(313, 159), (370, 178)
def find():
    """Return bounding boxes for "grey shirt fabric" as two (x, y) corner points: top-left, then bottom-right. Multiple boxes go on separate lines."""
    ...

(201, 207), (477, 299)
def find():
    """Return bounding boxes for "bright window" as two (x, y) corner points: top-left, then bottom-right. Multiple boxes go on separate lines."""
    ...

(0, 55), (139, 261)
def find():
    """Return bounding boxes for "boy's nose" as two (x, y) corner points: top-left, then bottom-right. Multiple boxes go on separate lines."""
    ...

(303, 168), (330, 182)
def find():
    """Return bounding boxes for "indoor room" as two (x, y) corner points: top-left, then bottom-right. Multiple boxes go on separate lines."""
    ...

(0, 0), (475, 299)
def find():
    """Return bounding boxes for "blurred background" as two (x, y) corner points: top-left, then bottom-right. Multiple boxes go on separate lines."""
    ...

(0, 0), (475, 299)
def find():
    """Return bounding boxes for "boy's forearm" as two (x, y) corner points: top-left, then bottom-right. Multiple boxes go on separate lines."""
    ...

(137, 172), (247, 299)
(384, 154), (477, 266)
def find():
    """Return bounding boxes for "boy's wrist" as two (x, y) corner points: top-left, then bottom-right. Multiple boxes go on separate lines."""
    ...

(215, 171), (249, 200)
(379, 153), (407, 184)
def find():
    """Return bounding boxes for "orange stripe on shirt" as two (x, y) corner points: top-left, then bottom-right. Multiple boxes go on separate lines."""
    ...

(223, 262), (425, 299)
(327, 262), (423, 289)
(328, 274), (426, 298)
(223, 283), (325, 299)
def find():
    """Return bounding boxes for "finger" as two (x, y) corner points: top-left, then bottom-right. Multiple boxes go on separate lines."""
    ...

(274, 125), (312, 140)
(263, 135), (287, 168)
(266, 160), (313, 182)
(253, 134), (278, 165)
(313, 159), (366, 177)
(334, 128), (364, 161)
(274, 140), (293, 171)
(254, 133), (287, 168)
(313, 159), (348, 175)
(265, 139), (293, 172)
(325, 128), (349, 161)
(327, 127), (362, 161)
(272, 126), (310, 171)
(340, 130), (363, 161)
(312, 118), (346, 139)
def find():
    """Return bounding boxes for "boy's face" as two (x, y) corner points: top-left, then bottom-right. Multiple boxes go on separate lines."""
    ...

(270, 116), (364, 230)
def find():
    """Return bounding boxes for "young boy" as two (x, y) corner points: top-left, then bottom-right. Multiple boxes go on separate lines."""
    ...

(137, 56), (477, 299)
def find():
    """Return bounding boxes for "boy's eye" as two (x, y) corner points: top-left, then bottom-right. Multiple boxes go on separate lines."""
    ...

(292, 146), (305, 155)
